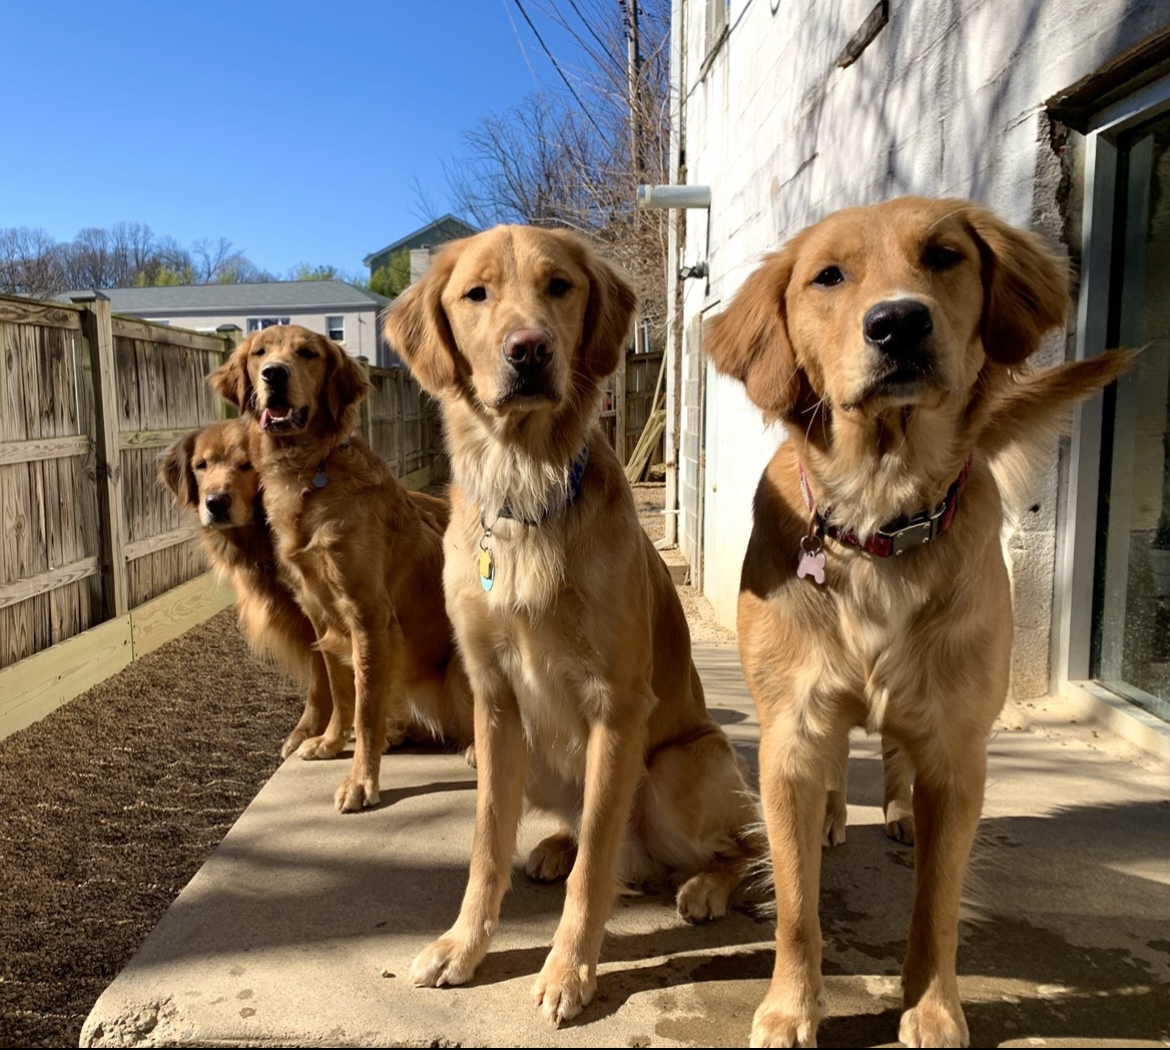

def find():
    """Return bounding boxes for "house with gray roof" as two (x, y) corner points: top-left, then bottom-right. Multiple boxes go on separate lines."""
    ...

(363, 215), (476, 278)
(68, 280), (393, 364)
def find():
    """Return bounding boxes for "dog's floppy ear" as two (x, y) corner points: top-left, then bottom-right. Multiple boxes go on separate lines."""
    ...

(324, 340), (372, 428)
(965, 207), (1070, 365)
(209, 337), (255, 412)
(579, 245), (637, 380)
(704, 248), (801, 421)
(382, 245), (462, 395)
(159, 431), (200, 510)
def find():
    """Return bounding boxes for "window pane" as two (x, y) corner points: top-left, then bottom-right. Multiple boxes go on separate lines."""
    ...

(1093, 113), (1170, 721)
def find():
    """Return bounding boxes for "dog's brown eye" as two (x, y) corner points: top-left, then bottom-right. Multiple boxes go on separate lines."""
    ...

(464, 286), (487, 302)
(296, 347), (317, 360)
(923, 245), (964, 272)
(252, 347), (266, 358)
(195, 460), (207, 471)
(812, 266), (843, 287)
(240, 462), (253, 472)
(549, 277), (571, 297)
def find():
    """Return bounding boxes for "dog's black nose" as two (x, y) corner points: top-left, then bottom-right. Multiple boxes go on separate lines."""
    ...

(205, 492), (231, 520)
(503, 328), (553, 370)
(260, 361), (289, 386)
(863, 299), (933, 355)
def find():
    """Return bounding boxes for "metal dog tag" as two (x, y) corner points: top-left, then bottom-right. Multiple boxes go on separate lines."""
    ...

(478, 548), (495, 592)
(797, 536), (826, 585)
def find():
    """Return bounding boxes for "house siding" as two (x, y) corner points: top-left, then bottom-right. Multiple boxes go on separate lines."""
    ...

(675, 0), (1169, 697)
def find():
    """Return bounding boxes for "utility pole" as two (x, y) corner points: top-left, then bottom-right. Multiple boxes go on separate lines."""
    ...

(627, 0), (641, 194)
(626, 0), (642, 359)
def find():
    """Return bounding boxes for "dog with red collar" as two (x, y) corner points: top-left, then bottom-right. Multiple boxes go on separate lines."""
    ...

(704, 196), (1130, 1048)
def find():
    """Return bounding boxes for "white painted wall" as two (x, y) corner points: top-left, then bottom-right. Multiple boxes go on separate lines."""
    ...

(675, 0), (1167, 696)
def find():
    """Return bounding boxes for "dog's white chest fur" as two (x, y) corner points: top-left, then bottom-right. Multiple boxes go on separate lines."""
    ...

(446, 515), (607, 784)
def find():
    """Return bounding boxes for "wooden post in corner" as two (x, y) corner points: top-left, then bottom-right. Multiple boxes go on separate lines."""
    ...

(215, 324), (242, 420)
(356, 356), (372, 445)
(72, 292), (129, 620)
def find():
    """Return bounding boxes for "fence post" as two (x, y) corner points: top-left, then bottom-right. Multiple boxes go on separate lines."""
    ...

(615, 347), (630, 464)
(357, 356), (372, 444)
(215, 324), (242, 419)
(397, 370), (408, 476)
(72, 292), (129, 619)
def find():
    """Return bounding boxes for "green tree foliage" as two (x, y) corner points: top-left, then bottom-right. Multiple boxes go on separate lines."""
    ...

(368, 250), (411, 298)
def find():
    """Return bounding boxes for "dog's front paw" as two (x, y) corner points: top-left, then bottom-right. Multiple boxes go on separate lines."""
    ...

(676, 870), (731, 922)
(750, 993), (819, 1047)
(898, 996), (968, 1047)
(822, 788), (847, 847)
(410, 934), (485, 988)
(525, 833), (577, 882)
(384, 718), (409, 750)
(334, 775), (379, 812)
(281, 728), (309, 759)
(883, 799), (915, 845)
(295, 733), (346, 761)
(531, 950), (595, 1025)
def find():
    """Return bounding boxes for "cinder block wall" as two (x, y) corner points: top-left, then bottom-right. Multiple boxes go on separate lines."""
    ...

(677, 0), (1166, 696)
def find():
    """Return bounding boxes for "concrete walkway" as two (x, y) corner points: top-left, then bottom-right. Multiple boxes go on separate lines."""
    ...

(81, 645), (1170, 1048)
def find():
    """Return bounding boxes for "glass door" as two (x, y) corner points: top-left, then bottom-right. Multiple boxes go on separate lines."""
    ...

(1092, 113), (1170, 722)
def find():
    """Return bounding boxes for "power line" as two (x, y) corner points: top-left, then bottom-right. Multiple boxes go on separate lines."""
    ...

(563, 0), (611, 55)
(510, 0), (608, 141)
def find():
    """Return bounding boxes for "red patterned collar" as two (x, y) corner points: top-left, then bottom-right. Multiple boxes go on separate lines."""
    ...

(798, 455), (973, 558)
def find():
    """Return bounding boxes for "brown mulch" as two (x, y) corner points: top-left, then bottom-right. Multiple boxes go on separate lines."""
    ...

(0, 611), (299, 1049)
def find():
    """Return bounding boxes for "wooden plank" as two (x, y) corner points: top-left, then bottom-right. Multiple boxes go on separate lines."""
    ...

(214, 329), (240, 421)
(0, 434), (90, 465)
(130, 571), (234, 659)
(124, 527), (198, 562)
(0, 613), (132, 741)
(0, 557), (98, 612)
(75, 293), (129, 618)
(397, 370), (408, 475)
(118, 426), (195, 450)
(110, 314), (224, 351)
(0, 297), (83, 330)
(399, 464), (433, 492)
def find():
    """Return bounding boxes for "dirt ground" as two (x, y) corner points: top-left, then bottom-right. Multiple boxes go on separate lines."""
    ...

(0, 483), (731, 1048)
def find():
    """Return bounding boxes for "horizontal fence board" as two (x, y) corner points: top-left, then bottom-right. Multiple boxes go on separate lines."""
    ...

(399, 464), (433, 492)
(130, 572), (234, 659)
(0, 298), (83, 329)
(0, 613), (133, 740)
(0, 556), (99, 611)
(118, 427), (195, 450)
(110, 315), (225, 352)
(124, 526), (198, 561)
(0, 434), (91, 465)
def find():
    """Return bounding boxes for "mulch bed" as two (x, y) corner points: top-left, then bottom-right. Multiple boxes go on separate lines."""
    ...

(0, 610), (299, 1048)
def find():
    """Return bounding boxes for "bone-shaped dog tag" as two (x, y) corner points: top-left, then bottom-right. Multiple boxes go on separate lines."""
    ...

(797, 536), (826, 585)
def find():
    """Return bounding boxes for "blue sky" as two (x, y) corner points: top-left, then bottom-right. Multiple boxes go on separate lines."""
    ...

(1, 1), (586, 278)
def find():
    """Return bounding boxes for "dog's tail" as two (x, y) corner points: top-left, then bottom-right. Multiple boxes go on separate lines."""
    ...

(978, 348), (1135, 525)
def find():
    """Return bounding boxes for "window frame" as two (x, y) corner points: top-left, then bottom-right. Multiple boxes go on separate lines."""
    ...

(1055, 71), (1170, 731)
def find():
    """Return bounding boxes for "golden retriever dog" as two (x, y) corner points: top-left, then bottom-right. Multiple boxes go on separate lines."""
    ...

(159, 418), (344, 758)
(209, 326), (473, 812)
(704, 196), (1131, 1048)
(383, 225), (760, 1025)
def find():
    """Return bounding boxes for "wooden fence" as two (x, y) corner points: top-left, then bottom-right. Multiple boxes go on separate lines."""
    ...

(0, 294), (442, 739)
(364, 364), (446, 488)
(0, 294), (651, 737)
(599, 350), (665, 467)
